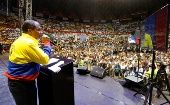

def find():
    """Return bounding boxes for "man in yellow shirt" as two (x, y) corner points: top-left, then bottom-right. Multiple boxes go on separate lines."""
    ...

(4, 20), (51, 105)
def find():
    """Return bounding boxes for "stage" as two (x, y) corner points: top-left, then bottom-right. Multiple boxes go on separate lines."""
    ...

(0, 53), (169, 105)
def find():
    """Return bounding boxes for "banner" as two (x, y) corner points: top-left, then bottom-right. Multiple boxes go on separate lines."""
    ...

(155, 6), (168, 51)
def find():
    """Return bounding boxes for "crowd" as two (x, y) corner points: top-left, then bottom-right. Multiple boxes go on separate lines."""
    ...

(0, 16), (169, 81)
(0, 15), (20, 54)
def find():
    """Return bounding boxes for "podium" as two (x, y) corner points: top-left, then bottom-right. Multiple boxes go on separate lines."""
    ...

(37, 57), (74, 105)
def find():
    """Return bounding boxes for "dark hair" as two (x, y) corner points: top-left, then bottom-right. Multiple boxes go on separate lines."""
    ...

(22, 20), (40, 33)
(131, 31), (135, 35)
(159, 62), (166, 70)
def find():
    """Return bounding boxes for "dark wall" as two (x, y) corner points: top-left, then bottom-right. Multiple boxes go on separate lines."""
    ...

(1, 0), (167, 20)
(32, 0), (167, 20)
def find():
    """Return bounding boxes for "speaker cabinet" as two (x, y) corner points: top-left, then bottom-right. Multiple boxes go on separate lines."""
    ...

(77, 67), (90, 75)
(90, 66), (106, 79)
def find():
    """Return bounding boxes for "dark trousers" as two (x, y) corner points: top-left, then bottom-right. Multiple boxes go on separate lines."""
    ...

(8, 79), (37, 105)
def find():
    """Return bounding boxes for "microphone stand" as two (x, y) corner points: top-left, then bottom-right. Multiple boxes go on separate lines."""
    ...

(145, 49), (155, 105)
(136, 38), (141, 82)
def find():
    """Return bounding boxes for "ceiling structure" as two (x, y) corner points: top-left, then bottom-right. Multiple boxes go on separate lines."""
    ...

(0, 0), (168, 22)
(32, 0), (167, 21)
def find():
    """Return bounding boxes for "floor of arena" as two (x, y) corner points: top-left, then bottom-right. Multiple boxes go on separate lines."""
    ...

(0, 53), (169, 105)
